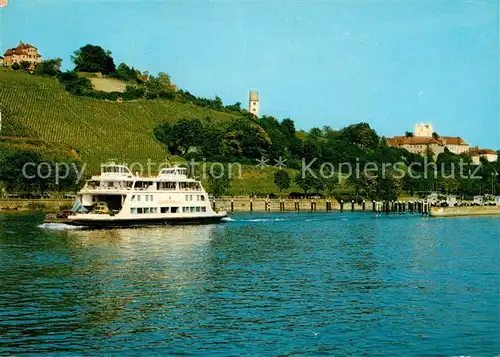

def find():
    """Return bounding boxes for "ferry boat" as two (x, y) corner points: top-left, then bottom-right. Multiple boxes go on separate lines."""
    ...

(64, 162), (227, 228)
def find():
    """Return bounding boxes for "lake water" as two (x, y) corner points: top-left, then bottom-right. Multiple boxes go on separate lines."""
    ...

(0, 212), (499, 356)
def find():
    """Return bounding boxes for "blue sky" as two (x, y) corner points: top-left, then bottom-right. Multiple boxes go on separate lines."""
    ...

(1, 0), (498, 149)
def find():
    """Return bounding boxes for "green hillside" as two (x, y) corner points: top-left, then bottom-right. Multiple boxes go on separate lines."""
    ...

(0, 70), (309, 195)
(0, 71), (238, 169)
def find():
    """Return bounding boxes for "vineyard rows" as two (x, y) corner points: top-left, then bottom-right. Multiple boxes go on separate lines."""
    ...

(0, 71), (238, 171)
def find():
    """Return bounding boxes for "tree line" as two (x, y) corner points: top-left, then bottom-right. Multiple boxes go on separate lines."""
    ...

(13, 44), (250, 116)
(0, 149), (81, 197)
(154, 117), (500, 200)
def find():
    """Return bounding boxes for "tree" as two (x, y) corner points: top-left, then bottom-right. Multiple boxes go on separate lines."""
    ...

(0, 150), (44, 193)
(207, 165), (231, 197)
(295, 172), (316, 195)
(11, 62), (20, 71)
(274, 170), (290, 194)
(312, 177), (325, 194)
(72, 44), (116, 74)
(224, 118), (271, 160)
(58, 71), (93, 95)
(405, 131), (414, 138)
(19, 61), (31, 71)
(144, 73), (174, 99)
(376, 169), (403, 201)
(153, 122), (174, 152)
(324, 172), (340, 197)
(114, 62), (141, 82)
(309, 127), (324, 139)
(225, 102), (242, 112)
(171, 118), (204, 155)
(432, 132), (440, 140)
(340, 123), (379, 150)
(34, 58), (62, 77)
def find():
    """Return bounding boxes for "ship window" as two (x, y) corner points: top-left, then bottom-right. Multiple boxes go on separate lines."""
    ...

(161, 207), (169, 213)
(196, 207), (201, 212)
(202, 207), (206, 212)
(201, 195), (205, 201)
(145, 195), (149, 202)
(190, 207), (195, 212)
(137, 207), (143, 214)
(131, 195), (136, 202)
(137, 195), (141, 202)
(144, 207), (150, 214)
(150, 195), (154, 201)
(171, 207), (179, 213)
(158, 182), (173, 190)
(151, 207), (158, 213)
(131, 208), (137, 214)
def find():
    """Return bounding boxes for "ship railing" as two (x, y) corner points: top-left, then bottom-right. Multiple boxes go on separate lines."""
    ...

(83, 186), (132, 191)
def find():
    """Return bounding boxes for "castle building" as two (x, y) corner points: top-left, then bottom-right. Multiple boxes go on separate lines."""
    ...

(469, 148), (498, 164)
(3, 42), (42, 70)
(387, 123), (469, 157)
(249, 91), (259, 117)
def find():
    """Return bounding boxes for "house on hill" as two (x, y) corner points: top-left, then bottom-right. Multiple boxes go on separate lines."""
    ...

(469, 148), (498, 164)
(3, 42), (42, 70)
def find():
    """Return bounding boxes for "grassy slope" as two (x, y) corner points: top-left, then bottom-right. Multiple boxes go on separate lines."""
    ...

(0, 71), (237, 169)
(90, 77), (127, 92)
(0, 70), (304, 195)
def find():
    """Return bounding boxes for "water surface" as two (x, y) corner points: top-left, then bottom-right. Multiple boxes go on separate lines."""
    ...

(0, 212), (499, 355)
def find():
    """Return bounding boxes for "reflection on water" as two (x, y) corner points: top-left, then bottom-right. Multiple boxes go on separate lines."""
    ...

(0, 212), (499, 355)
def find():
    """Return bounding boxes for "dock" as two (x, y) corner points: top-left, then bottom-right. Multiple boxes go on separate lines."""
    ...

(430, 206), (500, 217)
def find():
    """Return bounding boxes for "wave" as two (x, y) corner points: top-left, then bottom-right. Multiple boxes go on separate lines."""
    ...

(38, 223), (83, 230)
(239, 218), (290, 222)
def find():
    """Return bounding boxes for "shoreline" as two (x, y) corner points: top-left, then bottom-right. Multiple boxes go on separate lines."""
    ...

(2, 198), (499, 218)
(0, 199), (73, 213)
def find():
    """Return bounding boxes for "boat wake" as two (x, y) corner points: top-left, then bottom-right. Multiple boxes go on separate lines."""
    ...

(38, 223), (83, 230)
(239, 218), (290, 222)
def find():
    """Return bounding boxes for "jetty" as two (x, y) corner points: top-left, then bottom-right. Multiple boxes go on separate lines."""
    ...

(430, 206), (500, 217)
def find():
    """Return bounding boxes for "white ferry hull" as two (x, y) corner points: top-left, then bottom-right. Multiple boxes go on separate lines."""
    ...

(66, 212), (228, 228)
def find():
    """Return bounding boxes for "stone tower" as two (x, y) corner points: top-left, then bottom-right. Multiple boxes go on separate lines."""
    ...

(249, 91), (259, 117)
(414, 122), (433, 138)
